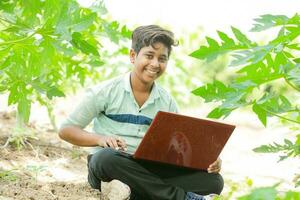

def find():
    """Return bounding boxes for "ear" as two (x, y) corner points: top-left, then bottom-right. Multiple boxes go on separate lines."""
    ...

(129, 49), (136, 64)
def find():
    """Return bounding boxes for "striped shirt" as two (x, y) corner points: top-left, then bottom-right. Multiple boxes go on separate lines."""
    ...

(60, 72), (178, 154)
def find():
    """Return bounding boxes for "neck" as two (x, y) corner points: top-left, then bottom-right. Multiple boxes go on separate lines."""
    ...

(130, 72), (153, 93)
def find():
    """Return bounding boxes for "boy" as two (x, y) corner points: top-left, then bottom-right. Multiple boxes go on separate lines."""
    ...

(59, 25), (223, 200)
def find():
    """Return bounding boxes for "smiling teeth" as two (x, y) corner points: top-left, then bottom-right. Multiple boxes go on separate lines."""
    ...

(146, 69), (158, 74)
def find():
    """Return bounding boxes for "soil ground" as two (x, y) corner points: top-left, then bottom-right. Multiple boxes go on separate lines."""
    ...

(0, 111), (101, 200)
(0, 99), (299, 199)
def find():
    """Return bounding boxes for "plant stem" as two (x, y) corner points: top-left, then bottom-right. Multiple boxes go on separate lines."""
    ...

(263, 107), (300, 125)
(0, 32), (36, 46)
(46, 103), (58, 132)
(284, 77), (300, 92)
(0, 17), (14, 25)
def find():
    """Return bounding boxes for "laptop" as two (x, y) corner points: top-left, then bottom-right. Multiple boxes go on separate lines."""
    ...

(132, 111), (235, 170)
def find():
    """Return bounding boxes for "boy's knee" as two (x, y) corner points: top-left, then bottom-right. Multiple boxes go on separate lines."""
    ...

(89, 148), (119, 171)
(213, 174), (224, 195)
(88, 148), (119, 183)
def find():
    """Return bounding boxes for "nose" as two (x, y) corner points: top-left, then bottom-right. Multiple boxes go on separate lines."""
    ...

(150, 58), (160, 67)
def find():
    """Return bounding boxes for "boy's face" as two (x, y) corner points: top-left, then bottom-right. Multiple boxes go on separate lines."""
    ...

(130, 42), (169, 85)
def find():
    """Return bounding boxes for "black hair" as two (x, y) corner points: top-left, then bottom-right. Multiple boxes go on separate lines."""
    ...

(131, 25), (178, 57)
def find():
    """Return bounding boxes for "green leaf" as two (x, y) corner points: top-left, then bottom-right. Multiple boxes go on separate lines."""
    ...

(293, 58), (300, 63)
(238, 186), (277, 200)
(230, 45), (273, 67)
(253, 145), (271, 153)
(121, 25), (132, 39)
(286, 64), (300, 88)
(256, 94), (292, 114)
(231, 26), (253, 47)
(287, 43), (300, 50)
(207, 107), (233, 119)
(251, 14), (289, 32)
(279, 95), (292, 111)
(191, 80), (234, 102)
(90, 0), (108, 14)
(237, 59), (284, 85)
(253, 143), (283, 154)
(190, 34), (246, 62)
(296, 134), (300, 145)
(0, 0), (14, 12)
(252, 103), (267, 127)
(278, 155), (289, 162)
(0, 85), (6, 92)
(287, 13), (300, 25)
(71, 32), (99, 56)
(88, 58), (105, 67)
(284, 139), (293, 146)
(8, 83), (19, 105)
(217, 31), (235, 46)
(71, 12), (97, 32)
(46, 86), (65, 100)
(103, 21), (121, 44)
(282, 191), (300, 199)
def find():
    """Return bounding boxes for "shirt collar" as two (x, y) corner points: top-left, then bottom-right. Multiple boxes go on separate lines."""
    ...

(123, 72), (160, 100)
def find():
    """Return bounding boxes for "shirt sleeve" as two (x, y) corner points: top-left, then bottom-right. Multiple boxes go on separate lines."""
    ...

(60, 88), (104, 129)
(169, 97), (179, 113)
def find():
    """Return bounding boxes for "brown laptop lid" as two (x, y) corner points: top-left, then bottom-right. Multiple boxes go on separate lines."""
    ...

(133, 111), (235, 170)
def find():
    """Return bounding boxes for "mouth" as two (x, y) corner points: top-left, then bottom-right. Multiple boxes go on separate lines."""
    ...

(145, 68), (159, 76)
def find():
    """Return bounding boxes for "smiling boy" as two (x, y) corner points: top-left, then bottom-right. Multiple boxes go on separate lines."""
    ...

(59, 25), (223, 200)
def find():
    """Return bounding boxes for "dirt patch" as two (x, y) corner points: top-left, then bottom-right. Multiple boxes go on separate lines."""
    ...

(0, 175), (100, 200)
(0, 111), (101, 200)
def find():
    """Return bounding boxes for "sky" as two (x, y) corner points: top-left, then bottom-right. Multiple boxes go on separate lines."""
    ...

(100, 0), (300, 34)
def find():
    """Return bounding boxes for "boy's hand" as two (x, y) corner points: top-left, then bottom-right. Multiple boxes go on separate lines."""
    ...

(97, 136), (127, 151)
(207, 157), (222, 173)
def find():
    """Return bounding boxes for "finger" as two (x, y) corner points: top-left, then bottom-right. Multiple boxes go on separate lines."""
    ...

(117, 141), (125, 150)
(102, 142), (108, 148)
(209, 163), (217, 169)
(210, 167), (221, 173)
(209, 159), (221, 168)
(207, 165), (220, 172)
(116, 137), (126, 147)
(106, 139), (115, 148)
(111, 138), (119, 149)
(117, 139), (127, 148)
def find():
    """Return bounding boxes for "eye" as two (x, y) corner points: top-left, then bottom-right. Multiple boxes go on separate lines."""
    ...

(145, 54), (153, 59)
(159, 57), (167, 63)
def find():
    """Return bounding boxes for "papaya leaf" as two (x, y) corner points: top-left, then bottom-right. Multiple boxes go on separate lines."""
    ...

(190, 34), (246, 62)
(71, 32), (99, 56)
(252, 103), (267, 127)
(46, 86), (65, 100)
(207, 107), (234, 119)
(296, 134), (300, 145)
(71, 12), (97, 32)
(191, 80), (234, 102)
(250, 14), (289, 32)
(286, 64), (300, 88)
(287, 43), (300, 50)
(231, 26), (253, 47)
(293, 58), (300, 63)
(237, 186), (277, 200)
(253, 145), (272, 153)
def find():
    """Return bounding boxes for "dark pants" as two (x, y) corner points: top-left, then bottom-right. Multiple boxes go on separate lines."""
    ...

(87, 148), (223, 200)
